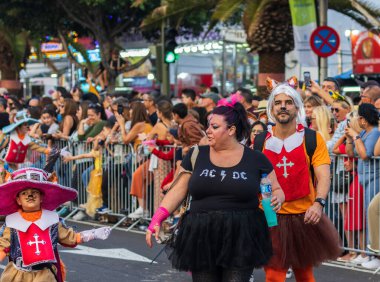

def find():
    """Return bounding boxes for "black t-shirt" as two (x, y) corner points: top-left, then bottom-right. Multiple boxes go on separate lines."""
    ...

(181, 146), (273, 212)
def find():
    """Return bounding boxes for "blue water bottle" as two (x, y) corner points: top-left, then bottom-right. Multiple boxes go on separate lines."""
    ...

(260, 173), (278, 227)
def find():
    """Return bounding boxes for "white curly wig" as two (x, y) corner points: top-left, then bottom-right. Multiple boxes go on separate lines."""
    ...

(266, 83), (307, 126)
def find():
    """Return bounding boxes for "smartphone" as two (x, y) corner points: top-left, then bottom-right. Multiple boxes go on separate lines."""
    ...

(347, 119), (351, 128)
(117, 104), (124, 115)
(303, 71), (311, 87)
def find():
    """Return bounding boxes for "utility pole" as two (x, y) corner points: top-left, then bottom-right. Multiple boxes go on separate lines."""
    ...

(161, 20), (170, 96)
(319, 0), (328, 82)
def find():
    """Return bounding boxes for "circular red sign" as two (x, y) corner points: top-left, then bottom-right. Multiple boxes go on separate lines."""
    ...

(310, 26), (340, 57)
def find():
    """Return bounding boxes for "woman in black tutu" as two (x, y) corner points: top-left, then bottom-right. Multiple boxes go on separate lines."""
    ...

(146, 102), (285, 281)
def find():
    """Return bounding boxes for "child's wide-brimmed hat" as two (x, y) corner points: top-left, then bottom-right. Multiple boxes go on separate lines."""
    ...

(2, 111), (40, 134)
(0, 168), (77, 215)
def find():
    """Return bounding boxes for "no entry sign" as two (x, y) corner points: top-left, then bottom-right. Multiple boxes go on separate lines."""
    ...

(310, 26), (340, 57)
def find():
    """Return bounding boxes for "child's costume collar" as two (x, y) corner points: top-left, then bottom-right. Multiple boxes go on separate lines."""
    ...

(264, 124), (305, 154)
(10, 131), (31, 145)
(6, 209), (59, 232)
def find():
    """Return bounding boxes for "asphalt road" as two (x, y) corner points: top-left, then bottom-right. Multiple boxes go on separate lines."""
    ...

(1, 221), (379, 282)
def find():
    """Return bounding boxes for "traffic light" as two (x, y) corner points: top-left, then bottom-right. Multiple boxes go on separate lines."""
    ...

(164, 28), (178, 64)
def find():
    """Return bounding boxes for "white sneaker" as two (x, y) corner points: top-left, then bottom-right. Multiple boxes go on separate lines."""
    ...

(128, 207), (144, 219)
(350, 254), (370, 265)
(73, 211), (87, 221)
(286, 268), (293, 279)
(362, 258), (380, 269)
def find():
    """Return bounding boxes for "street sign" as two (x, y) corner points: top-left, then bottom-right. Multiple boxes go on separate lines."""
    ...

(221, 29), (247, 43)
(310, 26), (340, 57)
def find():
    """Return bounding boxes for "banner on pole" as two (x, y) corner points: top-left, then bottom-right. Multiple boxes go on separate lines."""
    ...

(289, 0), (318, 66)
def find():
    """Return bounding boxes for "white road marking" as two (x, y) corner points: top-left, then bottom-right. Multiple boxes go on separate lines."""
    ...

(61, 245), (155, 263)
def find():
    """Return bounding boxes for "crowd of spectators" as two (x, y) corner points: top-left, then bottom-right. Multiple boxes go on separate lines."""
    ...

(0, 77), (379, 269)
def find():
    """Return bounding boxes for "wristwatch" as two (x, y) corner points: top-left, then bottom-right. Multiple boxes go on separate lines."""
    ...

(353, 135), (361, 141)
(315, 198), (326, 208)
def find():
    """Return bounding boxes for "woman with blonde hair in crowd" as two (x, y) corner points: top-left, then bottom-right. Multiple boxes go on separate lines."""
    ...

(304, 95), (323, 127)
(333, 111), (365, 262)
(310, 105), (333, 141)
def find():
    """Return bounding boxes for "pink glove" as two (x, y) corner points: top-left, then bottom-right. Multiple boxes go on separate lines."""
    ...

(148, 207), (170, 233)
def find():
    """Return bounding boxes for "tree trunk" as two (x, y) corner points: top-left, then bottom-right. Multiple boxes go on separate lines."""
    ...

(257, 51), (285, 98)
(0, 36), (17, 80)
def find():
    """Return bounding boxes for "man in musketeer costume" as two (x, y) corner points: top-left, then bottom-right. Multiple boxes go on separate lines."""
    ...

(0, 167), (111, 282)
(254, 77), (341, 282)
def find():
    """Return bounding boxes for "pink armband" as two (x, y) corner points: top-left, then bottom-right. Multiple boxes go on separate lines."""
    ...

(148, 207), (170, 233)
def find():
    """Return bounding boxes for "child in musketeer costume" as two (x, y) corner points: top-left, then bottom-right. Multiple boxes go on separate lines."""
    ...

(0, 111), (50, 171)
(0, 167), (111, 282)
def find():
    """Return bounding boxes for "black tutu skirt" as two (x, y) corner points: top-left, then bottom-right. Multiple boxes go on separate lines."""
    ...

(165, 209), (273, 272)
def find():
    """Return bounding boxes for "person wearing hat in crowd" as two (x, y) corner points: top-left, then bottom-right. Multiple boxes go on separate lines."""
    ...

(0, 112), (51, 171)
(199, 92), (220, 113)
(0, 88), (8, 98)
(0, 167), (111, 282)
(254, 100), (269, 125)
(0, 97), (10, 130)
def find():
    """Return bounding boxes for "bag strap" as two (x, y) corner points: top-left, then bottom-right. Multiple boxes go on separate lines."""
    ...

(304, 128), (317, 181)
(253, 128), (317, 180)
(190, 145), (199, 171)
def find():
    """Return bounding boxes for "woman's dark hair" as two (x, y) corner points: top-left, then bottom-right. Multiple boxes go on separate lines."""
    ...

(212, 102), (250, 141)
(192, 106), (208, 128)
(251, 120), (268, 132)
(130, 102), (150, 128)
(358, 103), (379, 126)
(63, 98), (78, 118)
(88, 102), (107, 120)
(8, 95), (23, 110)
(157, 100), (173, 120)
(40, 96), (54, 109)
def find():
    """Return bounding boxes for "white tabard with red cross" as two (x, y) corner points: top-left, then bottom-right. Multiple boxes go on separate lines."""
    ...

(4, 132), (31, 164)
(262, 125), (311, 201)
(6, 210), (59, 267)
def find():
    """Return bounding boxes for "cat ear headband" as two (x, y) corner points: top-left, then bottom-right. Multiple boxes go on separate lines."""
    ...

(266, 76), (298, 93)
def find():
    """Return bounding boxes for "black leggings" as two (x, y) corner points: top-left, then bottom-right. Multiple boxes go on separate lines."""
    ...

(192, 268), (253, 282)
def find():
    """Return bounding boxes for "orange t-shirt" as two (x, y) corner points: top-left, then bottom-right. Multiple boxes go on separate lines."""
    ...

(278, 132), (330, 214)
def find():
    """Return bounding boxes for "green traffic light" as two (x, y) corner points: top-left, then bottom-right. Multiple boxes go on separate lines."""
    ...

(165, 51), (176, 63)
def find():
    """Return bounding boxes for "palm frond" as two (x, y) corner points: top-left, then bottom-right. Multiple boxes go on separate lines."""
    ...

(141, 0), (216, 29)
(211, 0), (243, 22)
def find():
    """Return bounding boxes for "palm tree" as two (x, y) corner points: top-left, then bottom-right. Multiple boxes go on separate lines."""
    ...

(0, 24), (30, 81)
(138, 0), (380, 96)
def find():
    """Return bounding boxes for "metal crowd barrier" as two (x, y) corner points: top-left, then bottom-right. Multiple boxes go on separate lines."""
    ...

(21, 139), (178, 230)
(327, 154), (380, 273)
(21, 142), (380, 271)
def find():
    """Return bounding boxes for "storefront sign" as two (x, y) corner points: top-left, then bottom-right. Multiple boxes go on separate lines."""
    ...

(41, 43), (63, 53)
(351, 31), (380, 74)
(222, 29), (247, 43)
